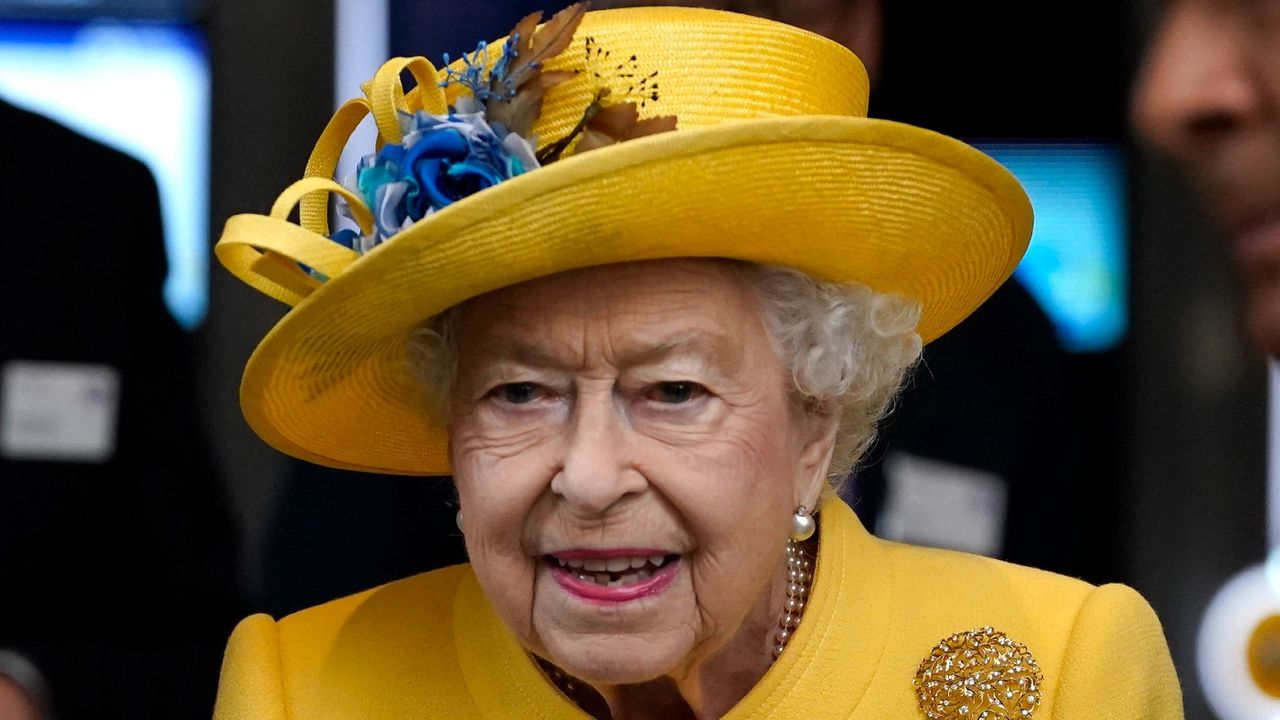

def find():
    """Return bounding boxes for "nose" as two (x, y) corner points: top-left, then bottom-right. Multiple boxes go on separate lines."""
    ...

(1132, 0), (1263, 160)
(550, 388), (646, 518)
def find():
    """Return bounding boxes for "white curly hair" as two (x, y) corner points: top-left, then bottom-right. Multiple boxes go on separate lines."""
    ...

(407, 261), (922, 492)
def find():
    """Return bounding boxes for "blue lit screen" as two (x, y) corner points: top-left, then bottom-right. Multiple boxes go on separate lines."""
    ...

(0, 21), (210, 329)
(975, 143), (1128, 353)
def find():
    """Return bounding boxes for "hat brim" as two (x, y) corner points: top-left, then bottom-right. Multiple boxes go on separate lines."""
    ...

(237, 115), (1032, 475)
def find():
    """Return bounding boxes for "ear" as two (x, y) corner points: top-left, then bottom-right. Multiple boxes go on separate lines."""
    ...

(793, 410), (839, 511)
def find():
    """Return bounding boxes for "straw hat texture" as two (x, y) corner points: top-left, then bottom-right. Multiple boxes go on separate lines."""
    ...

(216, 6), (1033, 475)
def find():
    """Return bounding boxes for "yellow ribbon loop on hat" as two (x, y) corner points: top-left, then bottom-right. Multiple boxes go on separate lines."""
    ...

(370, 56), (448, 145)
(300, 97), (372, 235)
(296, 59), (449, 235)
(270, 176), (373, 232)
(216, 178), (371, 307)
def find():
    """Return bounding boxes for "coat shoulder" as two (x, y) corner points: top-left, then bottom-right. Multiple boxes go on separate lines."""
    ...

(215, 565), (479, 720)
(880, 536), (1097, 613)
(861, 539), (1181, 718)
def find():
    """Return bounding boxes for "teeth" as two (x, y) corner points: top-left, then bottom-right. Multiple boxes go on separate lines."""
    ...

(551, 553), (679, 578)
(559, 563), (665, 587)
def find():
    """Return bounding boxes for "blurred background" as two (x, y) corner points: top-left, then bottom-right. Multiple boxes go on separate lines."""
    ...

(0, 0), (1267, 718)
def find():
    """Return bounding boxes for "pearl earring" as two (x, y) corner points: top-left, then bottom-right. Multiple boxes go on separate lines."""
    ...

(456, 510), (464, 533)
(790, 505), (815, 541)
(774, 537), (812, 658)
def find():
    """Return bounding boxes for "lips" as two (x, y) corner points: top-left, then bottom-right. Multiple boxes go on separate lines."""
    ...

(1200, 163), (1280, 274)
(1230, 214), (1280, 273)
(546, 550), (680, 603)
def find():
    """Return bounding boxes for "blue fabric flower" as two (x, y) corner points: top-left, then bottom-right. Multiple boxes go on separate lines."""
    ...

(339, 111), (539, 252)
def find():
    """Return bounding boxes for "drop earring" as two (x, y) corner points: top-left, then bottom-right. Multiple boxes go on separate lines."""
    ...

(774, 537), (813, 659)
(456, 509), (464, 533)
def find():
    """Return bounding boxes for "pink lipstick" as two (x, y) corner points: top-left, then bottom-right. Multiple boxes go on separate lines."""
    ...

(546, 550), (680, 604)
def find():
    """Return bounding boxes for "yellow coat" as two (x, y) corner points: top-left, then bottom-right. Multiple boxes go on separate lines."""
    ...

(213, 498), (1183, 719)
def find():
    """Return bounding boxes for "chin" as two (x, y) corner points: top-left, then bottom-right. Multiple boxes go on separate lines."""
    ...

(542, 634), (688, 686)
(1251, 321), (1280, 359)
(1246, 286), (1280, 359)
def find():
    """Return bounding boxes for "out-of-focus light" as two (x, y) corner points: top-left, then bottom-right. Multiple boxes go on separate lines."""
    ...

(1198, 562), (1280, 719)
(976, 143), (1128, 353)
(333, 0), (388, 197)
(0, 20), (210, 329)
(0, 0), (202, 22)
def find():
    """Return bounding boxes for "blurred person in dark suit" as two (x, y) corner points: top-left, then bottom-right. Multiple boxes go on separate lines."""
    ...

(1132, 5), (1280, 714)
(0, 98), (242, 719)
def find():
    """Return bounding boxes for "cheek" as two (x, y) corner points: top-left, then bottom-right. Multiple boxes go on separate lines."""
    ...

(450, 406), (565, 515)
(645, 399), (799, 508)
(451, 417), (560, 643)
(639, 408), (800, 629)
(687, 420), (797, 538)
(645, 374), (802, 521)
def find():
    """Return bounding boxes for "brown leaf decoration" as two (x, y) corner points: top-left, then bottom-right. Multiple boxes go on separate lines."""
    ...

(574, 101), (678, 155)
(508, 2), (587, 88)
(494, 70), (577, 140)
(486, 2), (589, 136)
(506, 11), (542, 66)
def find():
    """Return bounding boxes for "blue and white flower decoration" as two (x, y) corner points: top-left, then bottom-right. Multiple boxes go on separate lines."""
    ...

(336, 111), (540, 253)
(331, 2), (677, 255)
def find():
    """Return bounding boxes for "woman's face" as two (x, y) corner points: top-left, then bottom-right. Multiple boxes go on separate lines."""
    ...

(449, 259), (834, 684)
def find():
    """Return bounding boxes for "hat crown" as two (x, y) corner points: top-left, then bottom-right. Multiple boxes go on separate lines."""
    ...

(446, 7), (870, 144)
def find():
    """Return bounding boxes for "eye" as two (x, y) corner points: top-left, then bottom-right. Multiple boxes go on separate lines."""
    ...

(646, 381), (705, 404)
(491, 382), (544, 405)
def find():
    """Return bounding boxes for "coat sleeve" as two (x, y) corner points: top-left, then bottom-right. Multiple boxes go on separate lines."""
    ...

(213, 614), (290, 720)
(1050, 583), (1184, 719)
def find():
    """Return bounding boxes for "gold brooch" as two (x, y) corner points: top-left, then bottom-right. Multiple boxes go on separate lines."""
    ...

(914, 627), (1043, 719)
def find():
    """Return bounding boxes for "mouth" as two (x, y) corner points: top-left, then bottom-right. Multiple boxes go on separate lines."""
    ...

(1212, 186), (1280, 273)
(545, 551), (681, 603)
(1230, 213), (1280, 271)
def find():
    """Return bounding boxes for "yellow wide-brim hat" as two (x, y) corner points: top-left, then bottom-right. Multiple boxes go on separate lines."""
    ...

(217, 6), (1033, 476)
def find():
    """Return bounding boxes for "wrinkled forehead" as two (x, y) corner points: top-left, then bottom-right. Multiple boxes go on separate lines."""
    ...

(453, 258), (770, 372)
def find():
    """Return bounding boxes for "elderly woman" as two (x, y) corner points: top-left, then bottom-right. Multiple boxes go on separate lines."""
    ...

(213, 6), (1182, 719)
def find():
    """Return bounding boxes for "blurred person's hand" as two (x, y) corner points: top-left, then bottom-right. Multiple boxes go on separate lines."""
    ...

(0, 677), (40, 720)
(0, 653), (48, 720)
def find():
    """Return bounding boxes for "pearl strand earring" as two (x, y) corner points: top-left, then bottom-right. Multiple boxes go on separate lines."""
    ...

(773, 506), (816, 659)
